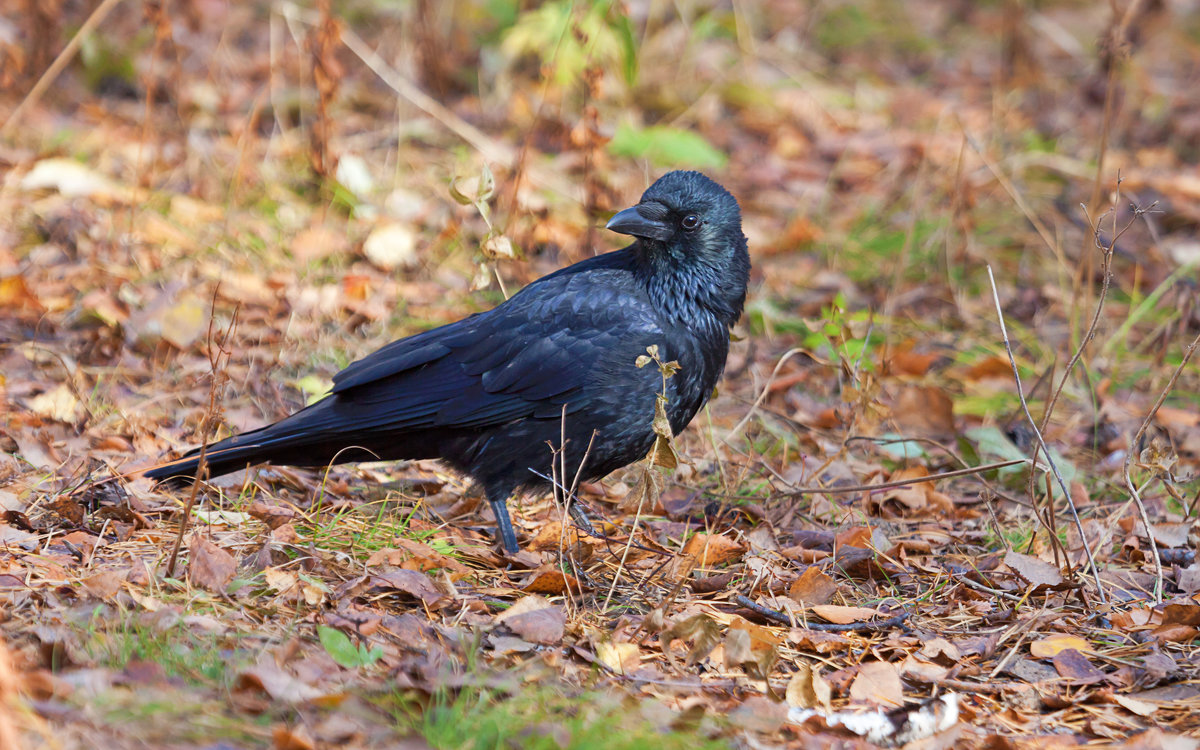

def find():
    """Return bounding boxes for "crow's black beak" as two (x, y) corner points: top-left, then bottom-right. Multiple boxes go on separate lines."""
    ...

(606, 205), (673, 241)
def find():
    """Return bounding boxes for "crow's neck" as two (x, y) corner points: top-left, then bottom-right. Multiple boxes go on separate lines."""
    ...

(633, 242), (748, 331)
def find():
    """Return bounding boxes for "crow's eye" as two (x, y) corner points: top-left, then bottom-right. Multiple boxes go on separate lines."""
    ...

(681, 214), (701, 231)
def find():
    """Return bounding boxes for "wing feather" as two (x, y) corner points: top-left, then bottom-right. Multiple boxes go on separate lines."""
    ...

(320, 262), (665, 435)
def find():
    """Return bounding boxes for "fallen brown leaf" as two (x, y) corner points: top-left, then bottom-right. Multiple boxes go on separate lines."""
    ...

(681, 532), (744, 567)
(810, 605), (882, 624)
(848, 661), (903, 707)
(188, 537), (237, 593)
(789, 566), (838, 605)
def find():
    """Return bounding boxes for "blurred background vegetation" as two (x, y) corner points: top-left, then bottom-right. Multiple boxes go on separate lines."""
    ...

(3, 0), (1198, 426)
(4, 1), (1200, 747)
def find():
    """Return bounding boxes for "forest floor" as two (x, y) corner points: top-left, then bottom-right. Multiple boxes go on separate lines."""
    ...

(2, 1), (1200, 748)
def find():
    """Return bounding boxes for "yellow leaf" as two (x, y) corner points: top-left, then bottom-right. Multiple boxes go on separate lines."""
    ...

(595, 642), (640, 675)
(681, 533), (743, 567)
(27, 384), (82, 423)
(810, 605), (883, 625)
(786, 662), (833, 711)
(1030, 633), (1094, 658)
(160, 294), (209, 350)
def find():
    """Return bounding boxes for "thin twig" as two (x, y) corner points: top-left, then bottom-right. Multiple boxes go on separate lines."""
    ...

(953, 574), (1025, 603)
(733, 595), (909, 632)
(552, 411), (598, 611)
(1080, 0), (1144, 326)
(277, 3), (582, 203)
(780, 458), (1028, 497)
(962, 131), (1062, 265)
(988, 605), (1044, 680)
(603, 464), (654, 613)
(1123, 331), (1200, 603)
(1021, 196), (1123, 555)
(165, 295), (239, 579)
(986, 266), (1107, 604)
(0, 0), (126, 139)
(725, 347), (806, 445)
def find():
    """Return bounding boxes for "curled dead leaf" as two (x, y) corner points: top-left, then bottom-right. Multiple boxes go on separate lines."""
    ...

(496, 595), (564, 645)
(596, 641), (640, 675)
(786, 662), (833, 712)
(788, 566), (838, 606)
(810, 605), (882, 625)
(681, 533), (743, 567)
(188, 537), (237, 593)
(521, 568), (585, 595)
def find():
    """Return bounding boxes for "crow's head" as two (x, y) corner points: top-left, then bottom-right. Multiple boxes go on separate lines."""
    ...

(607, 171), (746, 268)
(607, 171), (750, 322)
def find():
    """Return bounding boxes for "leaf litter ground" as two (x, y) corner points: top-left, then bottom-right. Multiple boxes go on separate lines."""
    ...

(2, 1), (1200, 748)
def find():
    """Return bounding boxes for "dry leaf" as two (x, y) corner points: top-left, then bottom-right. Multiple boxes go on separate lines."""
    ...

(264, 567), (299, 596)
(729, 695), (788, 734)
(0, 274), (44, 315)
(888, 346), (940, 376)
(272, 724), (316, 750)
(522, 569), (583, 595)
(1161, 603), (1200, 626)
(363, 223), (419, 270)
(899, 654), (949, 681)
(1050, 648), (1106, 684)
(726, 618), (780, 678)
(681, 533), (743, 567)
(504, 606), (565, 644)
(622, 462), (665, 512)
(528, 520), (601, 551)
(366, 539), (472, 575)
(965, 356), (1012, 380)
(481, 234), (515, 260)
(188, 537), (237, 593)
(596, 641), (640, 674)
(159, 294), (210, 350)
(661, 613), (722, 668)
(891, 385), (955, 437)
(291, 225), (350, 262)
(368, 569), (445, 607)
(80, 570), (123, 600)
(236, 661), (326, 704)
(788, 629), (854, 653)
(919, 637), (961, 662)
(1030, 633), (1093, 658)
(1150, 522), (1193, 548)
(27, 384), (82, 423)
(248, 502), (298, 530)
(810, 605), (882, 624)
(785, 662), (833, 712)
(848, 661), (903, 707)
(1003, 550), (1064, 589)
(789, 566), (838, 605)
(1112, 692), (1158, 717)
(496, 595), (564, 644)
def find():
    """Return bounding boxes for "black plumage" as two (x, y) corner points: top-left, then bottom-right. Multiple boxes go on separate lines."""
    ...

(145, 171), (750, 553)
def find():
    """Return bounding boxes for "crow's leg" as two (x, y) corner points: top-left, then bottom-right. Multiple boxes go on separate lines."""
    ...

(488, 495), (520, 554)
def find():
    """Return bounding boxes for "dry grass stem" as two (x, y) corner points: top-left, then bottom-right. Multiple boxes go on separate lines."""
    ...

(165, 296), (240, 579)
(1122, 330), (1200, 603)
(987, 265), (1107, 604)
(0, 0), (126, 138)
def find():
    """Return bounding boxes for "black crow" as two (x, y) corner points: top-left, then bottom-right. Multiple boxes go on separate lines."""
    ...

(145, 170), (750, 553)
